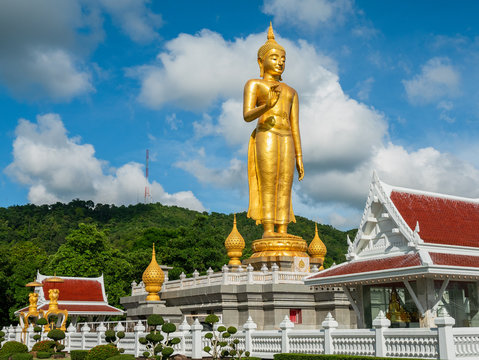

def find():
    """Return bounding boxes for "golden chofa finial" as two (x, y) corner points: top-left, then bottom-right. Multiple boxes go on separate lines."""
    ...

(308, 223), (327, 270)
(225, 214), (245, 266)
(142, 243), (165, 301)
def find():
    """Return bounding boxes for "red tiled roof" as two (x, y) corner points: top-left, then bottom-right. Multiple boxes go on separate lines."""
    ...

(42, 279), (104, 301)
(308, 254), (422, 279)
(430, 252), (479, 268)
(390, 191), (479, 248)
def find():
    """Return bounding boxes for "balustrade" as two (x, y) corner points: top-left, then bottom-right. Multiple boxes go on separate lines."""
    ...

(0, 311), (468, 360)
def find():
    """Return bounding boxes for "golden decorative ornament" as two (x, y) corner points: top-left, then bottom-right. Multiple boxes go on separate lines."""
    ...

(45, 273), (64, 283)
(25, 280), (43, 287)
(225, 214), (245, 266)
(308, 223), (327, 269)
(142, 243), (165, 301)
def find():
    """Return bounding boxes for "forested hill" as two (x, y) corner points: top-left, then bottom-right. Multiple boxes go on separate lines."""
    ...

(0, 200), (356, 326)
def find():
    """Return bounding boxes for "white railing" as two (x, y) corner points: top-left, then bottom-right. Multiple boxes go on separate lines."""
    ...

(2, 310), (474, 360)
(131, 264), (314, 295)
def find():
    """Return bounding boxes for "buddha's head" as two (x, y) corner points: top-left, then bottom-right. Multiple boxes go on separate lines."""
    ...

(258, 23), (285, 79)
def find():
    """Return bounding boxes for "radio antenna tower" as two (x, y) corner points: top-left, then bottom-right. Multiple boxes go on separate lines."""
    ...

(144, 149), (151, 204)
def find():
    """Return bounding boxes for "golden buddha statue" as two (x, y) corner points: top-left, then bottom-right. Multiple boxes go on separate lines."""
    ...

(243, 23), (308, 262)
(244, 23), (304, 238)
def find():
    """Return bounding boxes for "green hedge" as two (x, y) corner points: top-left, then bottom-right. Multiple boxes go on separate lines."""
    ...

(105, 355), (135, 360)
(0, 342), (28, 355)
(36, 352), (53, 359)
(274, 354), (425, 360)
(71, 351), (89, 360)
(11, 354), (33, 360)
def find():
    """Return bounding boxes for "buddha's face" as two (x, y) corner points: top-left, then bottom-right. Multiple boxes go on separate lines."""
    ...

(260, 49), (286, 77)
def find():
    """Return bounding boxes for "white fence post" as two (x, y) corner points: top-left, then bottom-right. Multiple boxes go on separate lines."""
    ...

(134, 320), (146, 357)
(114, 322), (125, 350)
(97, 322), (107, 346)
(279, 315), (294, 353)
(178, 318), (191, 355)
(272, 263), (279, 284)
(222, 265), (229, 285)
(66, 323), (76, 353)
(81, 323), (91, 350)
(26, 324), (34, 350)
(15, 325), (22, 343)
(321, 312), (338, 355)
(190, 318), (203, 359)
(243, 316), (257, 354)
(372, 310), (390, 357)
(435, 308), (456, 360)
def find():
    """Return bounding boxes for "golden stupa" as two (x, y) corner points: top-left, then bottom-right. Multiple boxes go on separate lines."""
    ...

(225, 214), (245, 266)
(142, 244), (165, 301)
(308, 223), (327, 270)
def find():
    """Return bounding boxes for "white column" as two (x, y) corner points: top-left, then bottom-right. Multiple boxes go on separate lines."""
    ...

(372, 310), (390, 357)
(272, 263), (279, 284)
(434, 308), (456, 360)
(134, 320), (146, 357)
(222, 265), (229, 285)
(243, 316), (257, 354)
(26, 324), (34, 350)
(321, 313), (338, 355)
(279, 315), (294, 353)
(247, 264), (254, 284)
(190, 318), (203, 359)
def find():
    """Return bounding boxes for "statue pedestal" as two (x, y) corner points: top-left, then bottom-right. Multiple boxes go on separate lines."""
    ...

(243, 235), (320, 271)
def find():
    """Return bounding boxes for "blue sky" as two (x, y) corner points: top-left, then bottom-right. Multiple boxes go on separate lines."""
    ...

(1, 0), (479, 229)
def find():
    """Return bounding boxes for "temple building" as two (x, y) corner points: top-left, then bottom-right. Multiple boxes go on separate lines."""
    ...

(120, 217), (358, 330)
(305, 172), (479, 329)
(16, 272), (123, 325)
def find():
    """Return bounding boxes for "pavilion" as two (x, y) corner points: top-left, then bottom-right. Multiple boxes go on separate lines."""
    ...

(305, 171), (479, 329)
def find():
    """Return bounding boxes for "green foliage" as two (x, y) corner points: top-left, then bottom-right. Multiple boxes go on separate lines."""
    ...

(0, 330), (4, 348)
(0, 341), (28, 355)
(0, 201), (352, 326)
(36, 319), (48, 326)
(273, 355), (425, 360)
(203, 316), (247, 360)
(70, 350), (89, 360)
(36, 352), (53, 359)
(31, 341), (56, 352)
(85, 345), (119, 360)
(104, 329), (125, 352)
(139, 315), (179, 360)
(11, 354), (32, 360)
(46, 329), (65, 352)
(104, 355), (134, 360)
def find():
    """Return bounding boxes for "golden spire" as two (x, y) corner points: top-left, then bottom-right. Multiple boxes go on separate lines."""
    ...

(308, 223), (327, 270)
(267, 21), (275, 40)
(142, 243), (165, 301)
(225, 214), (245, 266)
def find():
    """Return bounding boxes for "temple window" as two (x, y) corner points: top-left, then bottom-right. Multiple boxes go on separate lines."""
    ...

(435, 280), (479, 327)
(363, 282), (420, 328)
(289, 309), (302, 324)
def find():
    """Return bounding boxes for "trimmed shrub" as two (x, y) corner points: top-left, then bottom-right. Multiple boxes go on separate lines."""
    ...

(105, 355), (135, 360)
(32, 341), (56, 352)
(0, 342), (28, 355)
(47, 330), (65, 353)
(36, 352), (53, 359)
(85, 345), (119, 360)
(71, 350), (89, 360)
(274, 354), (425, 360)
(11, 354), (33, 360)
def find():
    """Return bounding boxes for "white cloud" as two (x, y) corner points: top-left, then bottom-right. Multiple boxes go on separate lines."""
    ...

(99, 0), (162, 43)
(262, 0), (353, 30)
(403, 57), (460, 105)
(0, 0), (162, 100)
(5, 114), (205, 211)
